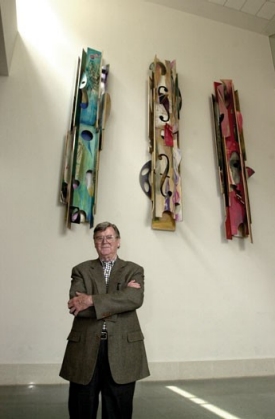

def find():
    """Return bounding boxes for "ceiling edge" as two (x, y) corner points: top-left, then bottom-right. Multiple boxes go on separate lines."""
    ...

(0, 0), (18, 76)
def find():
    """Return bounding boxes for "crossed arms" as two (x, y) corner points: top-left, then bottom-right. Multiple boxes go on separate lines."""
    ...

(68, 279), (141, 316)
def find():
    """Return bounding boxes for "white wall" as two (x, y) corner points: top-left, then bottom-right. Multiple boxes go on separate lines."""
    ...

(1, 0), (275, 384)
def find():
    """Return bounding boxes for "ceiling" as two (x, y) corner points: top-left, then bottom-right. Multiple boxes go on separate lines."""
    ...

(146, 0), (275, 36)
(1, 0), (275, 76)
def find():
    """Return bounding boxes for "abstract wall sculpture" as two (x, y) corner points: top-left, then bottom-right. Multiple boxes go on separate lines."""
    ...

(139, 56), (182, 231)
(60, 48), (111, 228)
(211, 80), (254, 242)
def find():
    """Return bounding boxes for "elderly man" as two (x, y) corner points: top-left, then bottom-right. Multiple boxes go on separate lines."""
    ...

(60, 221), (150, 419)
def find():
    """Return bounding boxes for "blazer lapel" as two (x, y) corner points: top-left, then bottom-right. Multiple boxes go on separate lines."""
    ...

(108, 258), (125, 292)
(90, 259), (107, 294)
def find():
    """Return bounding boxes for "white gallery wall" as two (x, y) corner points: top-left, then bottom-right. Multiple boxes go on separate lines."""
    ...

(1, 0), (275, 384)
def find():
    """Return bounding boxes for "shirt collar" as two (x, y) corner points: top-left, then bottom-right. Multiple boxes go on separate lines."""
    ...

(100, 258), (116, 266)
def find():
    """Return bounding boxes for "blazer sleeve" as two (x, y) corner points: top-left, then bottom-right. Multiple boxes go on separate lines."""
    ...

(92, 264), (145, 320)
(69, 264), (97, 318)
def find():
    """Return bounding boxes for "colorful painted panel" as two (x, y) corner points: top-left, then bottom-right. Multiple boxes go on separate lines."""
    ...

(140, 56), (182, 231)
(211, 80), (254, 242)
(60, 48), (111, 228)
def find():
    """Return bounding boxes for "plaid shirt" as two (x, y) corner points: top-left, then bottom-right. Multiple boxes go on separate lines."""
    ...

(101, 259), (116, 331)
(101, 260), (115, 290)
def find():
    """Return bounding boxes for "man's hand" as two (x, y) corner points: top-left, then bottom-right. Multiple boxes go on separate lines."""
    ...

(68, 292), (93, 316)
(127, 280), (141, 289)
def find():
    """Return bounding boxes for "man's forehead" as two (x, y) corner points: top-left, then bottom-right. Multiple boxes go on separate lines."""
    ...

(99, 226), (115, 234)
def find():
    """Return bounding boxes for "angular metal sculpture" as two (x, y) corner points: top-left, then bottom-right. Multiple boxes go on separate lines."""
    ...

(140, 56), (182, 231)
(60, 48), (111, 228)
(211, 80), (254, 242)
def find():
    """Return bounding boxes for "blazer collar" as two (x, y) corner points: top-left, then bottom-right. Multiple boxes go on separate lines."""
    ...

(89, 257), (126, 293)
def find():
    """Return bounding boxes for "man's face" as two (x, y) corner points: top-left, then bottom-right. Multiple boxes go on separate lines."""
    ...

(94, 226), (120, 261)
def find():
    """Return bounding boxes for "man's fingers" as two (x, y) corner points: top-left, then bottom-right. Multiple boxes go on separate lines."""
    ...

(127, 280), (141, 288)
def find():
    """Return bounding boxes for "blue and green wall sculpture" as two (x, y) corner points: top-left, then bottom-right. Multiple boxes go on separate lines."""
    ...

(60, 48), (111, 228)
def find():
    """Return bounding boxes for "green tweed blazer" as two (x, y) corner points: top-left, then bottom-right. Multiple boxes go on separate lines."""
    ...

(59, 257), (150, 385)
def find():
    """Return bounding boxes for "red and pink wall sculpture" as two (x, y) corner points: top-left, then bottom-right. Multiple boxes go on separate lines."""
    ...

(212, 80), (254, 242)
